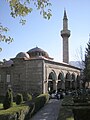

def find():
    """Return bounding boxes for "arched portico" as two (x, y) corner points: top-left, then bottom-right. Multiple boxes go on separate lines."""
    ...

(47, 70), (81, 93)
(45, 62), (81, 94)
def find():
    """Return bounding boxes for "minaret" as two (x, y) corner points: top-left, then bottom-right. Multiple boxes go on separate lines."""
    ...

(61, 10), (70, 63)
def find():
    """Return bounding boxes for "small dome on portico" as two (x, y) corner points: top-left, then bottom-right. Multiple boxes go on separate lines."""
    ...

(16, 52), (30, 59)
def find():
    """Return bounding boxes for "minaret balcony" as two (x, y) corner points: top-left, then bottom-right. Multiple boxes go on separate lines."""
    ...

(61, 30), (70, 37)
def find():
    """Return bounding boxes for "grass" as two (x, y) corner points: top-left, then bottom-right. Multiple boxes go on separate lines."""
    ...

(0, 103), (3, 109)
(66, 117), (74, 120)
(0, 102), (29, 115)
(57, 105), (74, 120)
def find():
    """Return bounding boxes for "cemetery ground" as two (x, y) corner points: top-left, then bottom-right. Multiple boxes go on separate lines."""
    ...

(0, 90), (90, 120)
(0, 97), (74, 120)
(0, 93), (50, 120)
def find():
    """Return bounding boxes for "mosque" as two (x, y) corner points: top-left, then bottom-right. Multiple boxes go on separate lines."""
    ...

(0, 10), (81, 96)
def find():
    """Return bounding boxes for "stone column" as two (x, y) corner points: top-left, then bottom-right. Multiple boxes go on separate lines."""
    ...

(55, 80), (58, 93)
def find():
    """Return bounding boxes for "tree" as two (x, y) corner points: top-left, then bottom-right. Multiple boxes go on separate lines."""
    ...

(8, 0), (52, 22)
(74, 45), (84, 69)
(0, 24), (13, 51)
(3, 88), (13, 109)
(16, 93), (23, 105)
(0, 0), (52, 50)
(83, 38), (90, 88)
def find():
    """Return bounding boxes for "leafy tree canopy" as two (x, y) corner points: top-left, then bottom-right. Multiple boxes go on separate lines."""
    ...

(0, 0), (52, 50)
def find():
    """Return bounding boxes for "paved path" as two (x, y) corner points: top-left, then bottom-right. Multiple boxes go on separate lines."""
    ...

(30, 99), (61, 120)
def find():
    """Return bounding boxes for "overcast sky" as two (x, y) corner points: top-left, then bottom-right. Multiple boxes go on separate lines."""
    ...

(0, 0), (90, 62)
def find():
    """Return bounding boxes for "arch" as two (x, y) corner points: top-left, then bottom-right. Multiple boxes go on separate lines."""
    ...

(71, 73), (75, 81)
(48, 71), (57, 93)
(71, 73), (76, 90)
(65, 72), (71, 80)
(58, 72), (64, 81)
(65, 72), (71, 90)
(48, 71), (57, 80)
(76, 75), (80, 89)
(57, 72), (64, 91)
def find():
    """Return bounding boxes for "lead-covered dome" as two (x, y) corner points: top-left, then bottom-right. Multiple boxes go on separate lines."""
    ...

(3, 59), (14, 67)
(16, 52), (30, 59)
(27, 47), (50, 59)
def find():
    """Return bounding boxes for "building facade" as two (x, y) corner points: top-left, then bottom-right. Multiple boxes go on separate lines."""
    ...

(0, 11), (81, 96)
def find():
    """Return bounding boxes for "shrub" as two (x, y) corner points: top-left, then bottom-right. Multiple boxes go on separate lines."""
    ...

(3, 88), (13, 109)
(27, 93), (32, 101)
(0, 96), (4, 103)
(32, 93), (49, 115)
(21, 93), (49, 119)
(73, 109), (90, 120)
(16, 93), (23, 105)
(23, 93), (32, 101)
(0, 105), (30, 120)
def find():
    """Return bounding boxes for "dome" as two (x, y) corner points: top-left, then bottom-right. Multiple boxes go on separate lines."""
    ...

(3, 59), (13, 67)
(27, 47), (49, 59)
(16, 52), (30, 59)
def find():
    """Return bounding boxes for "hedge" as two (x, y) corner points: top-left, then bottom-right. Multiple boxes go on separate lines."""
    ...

(31, 93), (49, 116)
(0, 93), (49, 120)
(3, 88), (13, 109)
(16, 93), (23, 105)
(23, 93), (32, 102)
(73, 108), (90, 120)
(0, 105), (30, 120)
(19, 93), (49, 120)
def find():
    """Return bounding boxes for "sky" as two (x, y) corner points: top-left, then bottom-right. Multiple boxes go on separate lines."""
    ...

(0, 0), (90, 62)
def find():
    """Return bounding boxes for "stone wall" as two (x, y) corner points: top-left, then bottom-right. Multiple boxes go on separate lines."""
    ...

(25, 59), (43, 96)
(0, 58), (44, 96)
(0, 58), (81, 97)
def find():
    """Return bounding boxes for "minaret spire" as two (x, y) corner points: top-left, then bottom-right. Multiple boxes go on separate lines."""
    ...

(64, 9), (67, 19)
(63, 9), (68, 30)
(61, 10), (71, 63)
